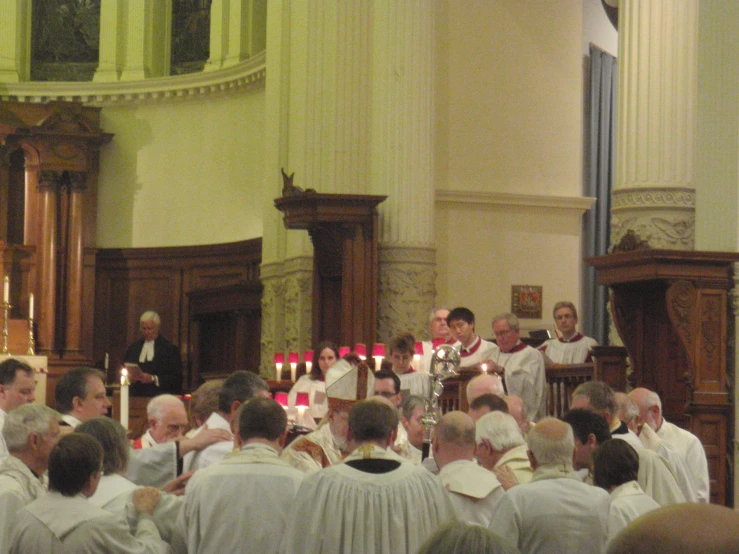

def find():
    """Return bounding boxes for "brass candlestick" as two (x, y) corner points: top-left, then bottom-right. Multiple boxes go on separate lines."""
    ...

(26, 318), (35, 355)
(1, 302), (10, 354)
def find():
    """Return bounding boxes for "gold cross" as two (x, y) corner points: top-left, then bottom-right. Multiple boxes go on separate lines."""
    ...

(357, 444), (374, 459)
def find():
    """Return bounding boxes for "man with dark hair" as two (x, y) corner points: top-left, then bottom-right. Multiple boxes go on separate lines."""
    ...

(280, 399), (455, 554)
(562, 408), (611, 477)
(183, 370), (270, 472)
(10, 433), (168, 553)
(468, 393), (509, 422)
(173, 398), (304, 554)
(55, 366), (111, 428)
(373, 369), (418, 463)
(0, 359), (37, 459)
(446, 307), (497, 369)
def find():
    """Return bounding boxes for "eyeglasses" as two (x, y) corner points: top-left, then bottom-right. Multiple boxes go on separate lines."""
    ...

(375, 391), (398, 399)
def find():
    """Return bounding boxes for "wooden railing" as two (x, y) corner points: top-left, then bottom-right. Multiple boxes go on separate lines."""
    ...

(545, 364), (595, 418)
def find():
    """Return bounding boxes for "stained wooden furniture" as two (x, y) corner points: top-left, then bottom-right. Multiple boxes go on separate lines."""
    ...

(586, 249), (739, 505)
(274, 192), (386, 350)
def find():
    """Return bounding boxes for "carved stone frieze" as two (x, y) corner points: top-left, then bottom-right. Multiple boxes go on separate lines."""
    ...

(377, 246), (436, 343)
(259, 274), (285, 378)
(611, 186), (696, 250)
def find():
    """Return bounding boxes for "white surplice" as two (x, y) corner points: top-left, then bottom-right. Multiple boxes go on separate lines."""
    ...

(0, 409), (8, 462)
(396, 370), (430, 399)
(539, 334), (598, 364)
(657, 419), (710, 503)
(89, 473), (182, 543)
(10, 491), (168, 554)
(494, 343), (547, 421)
(637, 422), (697, 502)
(181, 411), (234, 473)
(507, 464), (610, 554)
(0, 455), (47, 554)
(281, 421), (345, 474)
(279, 445), (456, 554)
(438, 459), (518, 545)
(494, 444), (534, 485)
(453, 337), (499, 369)
(172, 443), (304, 554)
(606, 480), (660, 546)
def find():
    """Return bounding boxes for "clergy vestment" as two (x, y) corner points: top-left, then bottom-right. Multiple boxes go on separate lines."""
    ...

(539, 333), (598, 364)
(494, 342), (547, 421)
(631, 445), (686, 506)
(181, 411), (234, 473)
(0, 455), (47, 554)
(494, 444), (534, 485)
(637, 422), (697, 502)
(281, 420), (345, 474)
(123, 335), (183, 396)
(507, 464), (610, 554)
(11, 491), (168, 553)
(454, 336), (499, 369)
(89, 473), (182, 543)
(393, 422), (421, 463)
(657, 418), (710, 503)
(438, 459), (518, 545)
(396, 369), (430, 399)
(606, 480), (660, 546)
(279, 445), (456, 554)
(172, 443), (304, 554)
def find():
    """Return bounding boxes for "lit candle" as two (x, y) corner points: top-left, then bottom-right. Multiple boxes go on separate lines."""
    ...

(296, 392), (310, 427)
(481, 363), (488, 373)
(304, 350), (314, 376)
(274, 353), (284, 381)
(372, 343), (385, 371)
(354, 343), (367, 360)
(28, 293), (34, 319)
(288, 352), (299, 382)
(105, 352), (109, 371)
(414, 341), (423, 371)
(120, 368), (129, 429)
(3, 276), (8, 304)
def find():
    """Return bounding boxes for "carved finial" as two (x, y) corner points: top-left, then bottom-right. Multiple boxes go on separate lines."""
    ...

(610, 230), (651, 254)
(280, 168), (317, 197)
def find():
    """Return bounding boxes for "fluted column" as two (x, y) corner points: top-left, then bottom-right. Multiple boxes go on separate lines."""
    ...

(207, 0), (263, 71)
(36, 171), (59, 354)
(119, 0), (171, 81)
(611, 0), (698, 250)
(64, 172), (86, 357)
(0, 0), (30, 83)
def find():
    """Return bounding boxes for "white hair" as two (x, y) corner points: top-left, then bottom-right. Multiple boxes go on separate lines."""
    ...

(147, 394), (184, 420)
(615, 392), (639, 423)
(491, 312), (519, 330)
(3, 404), (61, 451)
(636, 389), (662, 412)
(475, 411), (526, 451)
(140, 311), (161, 326)
(527, 418), (574, 466)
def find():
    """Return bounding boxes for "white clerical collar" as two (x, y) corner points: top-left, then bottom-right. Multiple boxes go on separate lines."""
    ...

(139, 340), (155, 363)
(62, 414), (82, 428)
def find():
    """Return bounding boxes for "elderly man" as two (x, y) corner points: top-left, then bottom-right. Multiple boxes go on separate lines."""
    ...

(539, 301), (598, 365)
(447, 307), (498, 369)
(134, 395), (189, 449)
(485, 313), (547, 421)
(506, 418), (610, 554)
(420, 307), (453, 373)
(183, 370), (270, 472)
(629, 387), (709, 503)
(615, 392), (640, 433)
(0, 359), (37, 461)
(466, 373), (505, 405)
(173, 398), (304, 554)
(0, 404), (61, 552)
(434, 411), (518, 545)
(9, 433), (167, 553)
(475, 410), (532, 486)
(280, 399), (456, 554)
(123, 311), (183, 396)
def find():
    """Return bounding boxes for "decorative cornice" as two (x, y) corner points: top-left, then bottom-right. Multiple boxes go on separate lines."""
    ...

(378, 245), (436, 264)
(612, 186), (696, 211)
(0, 53), (266, 106)
(435, 189), (595, 214)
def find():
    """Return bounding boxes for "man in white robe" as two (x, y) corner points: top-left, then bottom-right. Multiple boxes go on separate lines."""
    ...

(506, 418), (610, 554)
(447, 307), (498, 369)
(0, 359), (38, 461)
(280, 399), (456, 554)
(630, 387), (710, 503)
(435, 411), (518, 544)
(466, 373), (505, 405)
(538, 301), (598, 365)
(172, 397), (304, 554)
(486, 313), (547, 421)
(419, 307), (453, 374)
(0, 404), (61, 554)
(372, 369), (417, 461)
(9, 433), (168, 553)
(133, 394), (189, 449)
(475, 410), (533, 486)
(182, 370), (271, 472)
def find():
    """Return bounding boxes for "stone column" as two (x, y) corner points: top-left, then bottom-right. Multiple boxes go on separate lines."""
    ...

(36, 171), (59, 354)
(611, 0), (698, 250)
(93, 1), (124, 82)
(119, 0), (171, 81)
(206, 0), (263, 71)
(0, 0), (30, 82)
(64, 172), (87, 358)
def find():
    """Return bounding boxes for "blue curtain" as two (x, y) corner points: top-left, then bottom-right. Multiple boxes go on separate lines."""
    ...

(583, 44), (617, 345)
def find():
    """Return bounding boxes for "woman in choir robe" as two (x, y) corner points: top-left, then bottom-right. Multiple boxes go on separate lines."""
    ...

(77, 417), (182, 543)
(287, 341), (338, 427)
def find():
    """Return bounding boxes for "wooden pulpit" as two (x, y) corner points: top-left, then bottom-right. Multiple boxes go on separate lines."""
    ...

(275, 192), (386, 349)
(586, 249), (739, 505)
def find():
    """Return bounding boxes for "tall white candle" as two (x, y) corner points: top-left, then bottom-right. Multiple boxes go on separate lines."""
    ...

(105, 353), (109, 371)
(290, 363), (297, 382)
(28, 293), (33, 319)
(275, 363), (283, 381)
(3, 277), (8, 303)
(120, 369), (129, 429)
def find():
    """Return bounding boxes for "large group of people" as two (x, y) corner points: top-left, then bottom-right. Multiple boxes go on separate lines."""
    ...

(0, 303), (735, 553)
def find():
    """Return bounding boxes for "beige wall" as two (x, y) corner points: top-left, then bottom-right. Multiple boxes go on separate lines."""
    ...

(97, 88), (266, 248)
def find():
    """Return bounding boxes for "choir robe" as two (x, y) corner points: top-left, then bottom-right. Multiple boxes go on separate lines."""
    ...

(606, 481), (660, 546)
(507, 464), (610, 554)
(454, 336), (499, 369)
(396, 369), (430, 399)
(539, 333), (598, 364)
(0, 455), (47, 554)
(279, 445), (456, 554)
(10, 491), (167, 554)
(88, 473), (182, 543)
(281, 420), (345, 474)
(657, 419), (710, 503)
(438, 459), (518, 545)
(495, 343), (547, 421)
(494, 444), (534, 485)
(172, 443), (305, 554)
(181, 412), (234, 473)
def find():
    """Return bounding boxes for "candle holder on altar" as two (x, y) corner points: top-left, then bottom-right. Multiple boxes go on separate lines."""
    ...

(1, 301), (11, 355)
(26, 318), (35, 355)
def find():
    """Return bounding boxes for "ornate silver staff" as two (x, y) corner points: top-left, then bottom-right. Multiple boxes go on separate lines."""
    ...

(421, 343), (461, 460)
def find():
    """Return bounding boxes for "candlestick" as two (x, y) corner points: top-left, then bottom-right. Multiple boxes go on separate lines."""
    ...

(3, 276), (8, 304)
(26, 315), (34, 355)
(1, 298), (10, 355)
(28, 293), (33, 319)
(120, 368), (130, 429)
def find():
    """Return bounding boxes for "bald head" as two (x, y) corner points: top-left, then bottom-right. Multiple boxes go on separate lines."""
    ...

(527, 417), (574, 468)
(466, 374), (504, 404)
(433, 411), (476, 469)
(607, 503), (739, 554)
(628, 388), (663, 431)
